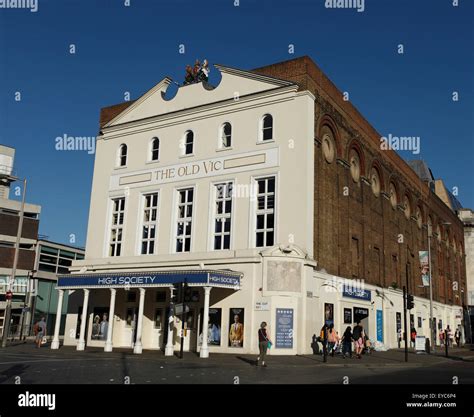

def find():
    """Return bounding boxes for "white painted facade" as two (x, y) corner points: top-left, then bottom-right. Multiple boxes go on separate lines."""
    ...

(54, 65), (463, 355)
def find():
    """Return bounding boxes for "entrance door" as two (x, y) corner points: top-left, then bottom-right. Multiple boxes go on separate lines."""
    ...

(124, 307), (138, 348)
(353, 307), (369, 338)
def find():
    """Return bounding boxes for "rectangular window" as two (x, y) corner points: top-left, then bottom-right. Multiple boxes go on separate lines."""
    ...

(176, 188), (193, 252)
(213, 182), (233, 250)
(109, 197), (125, 257)
(392, 254), (399, 287)
(141, 193), (159, 255)
(373, 246), (381, 283)
(255, 177), (275, 247)
(351, 237), (359, 278)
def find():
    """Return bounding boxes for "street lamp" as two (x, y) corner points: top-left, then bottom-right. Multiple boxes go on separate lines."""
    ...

(1, 178), (27, 348)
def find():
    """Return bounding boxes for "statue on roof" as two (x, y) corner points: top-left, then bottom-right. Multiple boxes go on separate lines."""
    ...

(183, 59), (210, 85)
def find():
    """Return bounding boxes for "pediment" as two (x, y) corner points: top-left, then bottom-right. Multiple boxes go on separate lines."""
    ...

(260, 244), (308, 259)
(103, 64), (296, 128)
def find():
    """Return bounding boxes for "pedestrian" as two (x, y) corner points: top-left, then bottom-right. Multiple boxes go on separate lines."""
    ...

(454, 328), (461, 347)
(256, 321), (272, 367)
(327, 324), (338, 357)
(410, 327), (417, 348)
(319, 324), (328, 356)
(352, 321), (364, 359)
(34, 317), (47, 348)
(445, 326), (452, 347)
(397, 328), (402, 348)
(341, 326), (353, 359)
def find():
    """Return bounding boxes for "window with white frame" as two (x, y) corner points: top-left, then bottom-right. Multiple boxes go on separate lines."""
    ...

(183, 131), (194, 155)
(175, 188), (194, 252)
(220, 122), (232, 148)
(141, 192), (159, 255)
(151, 137), (160, 161)
(118, 144), (127, 167)
(255, 176), (275, 247)
(109, 197), (125, 256)
(213, 182), (233, 250)
(261, 114), (273, 141)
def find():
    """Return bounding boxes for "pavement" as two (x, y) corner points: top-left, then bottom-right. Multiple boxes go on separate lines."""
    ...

(0, 342), (473, 384)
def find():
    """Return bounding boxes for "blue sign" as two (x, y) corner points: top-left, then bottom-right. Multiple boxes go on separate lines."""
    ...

(208, 274), (240, 287)
(57, 270), (241, 289)
(275, 308), (294, 349)
(342, 285), (371, 301)
(376, 310), (383, 342)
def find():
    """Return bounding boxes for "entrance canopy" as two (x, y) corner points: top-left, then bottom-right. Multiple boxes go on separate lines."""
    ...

(57, 269), (242, 290)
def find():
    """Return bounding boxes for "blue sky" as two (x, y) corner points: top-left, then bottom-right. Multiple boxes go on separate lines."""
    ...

(0, 0), (473, 248)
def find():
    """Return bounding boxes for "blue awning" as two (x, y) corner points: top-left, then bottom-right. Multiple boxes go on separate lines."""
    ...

(57, 269), (242, 290)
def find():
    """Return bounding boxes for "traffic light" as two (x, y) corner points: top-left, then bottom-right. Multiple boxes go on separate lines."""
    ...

(406, 294), (414, 310)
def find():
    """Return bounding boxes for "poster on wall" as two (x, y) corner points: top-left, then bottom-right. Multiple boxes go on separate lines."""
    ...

(419, 251), (430, 287)
(275, 308), (294, 349)
(199, 308), (222, 346)
(376, 310), (383, 342)
(228, 308), (244, 347)
(344, 308), (352, 324)
(324, 303), (334, 326)
(91, 307), (110, 341)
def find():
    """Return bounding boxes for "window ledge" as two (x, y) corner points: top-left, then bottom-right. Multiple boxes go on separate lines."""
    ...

(114, 165), (128, 170)
(256, 139), (275, 145)
(145, 160), (160, 165)
(215, 147), (233, 152)
(179, 154), (195, 159)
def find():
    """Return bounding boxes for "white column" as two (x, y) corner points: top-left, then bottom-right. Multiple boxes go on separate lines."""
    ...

(76, 289), (90, 351)
(165, 286), (175, 356)
(51, 289), (64, 350)
(104, 288), (117, 352)
(200, 286), (212, 358)
(133, 288), (146, 354)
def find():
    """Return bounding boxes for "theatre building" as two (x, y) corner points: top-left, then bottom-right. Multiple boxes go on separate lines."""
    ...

(52, 56), (467, 355)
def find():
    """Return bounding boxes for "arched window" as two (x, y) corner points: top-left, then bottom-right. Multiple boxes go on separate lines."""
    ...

(349, 148), (361, 183)
(370, 166), (381, 197)
(151, 137), (160, 161)
(415, 205), (423, 229)
(220, 122), (232, 148)
(403, 194), (411, 219)
(389, 181), (398, 209)
(183, 130), (194, 155)
(261, 114), (273, 141)
(118, 144), (127, 167)
(321, 125), (336, 163)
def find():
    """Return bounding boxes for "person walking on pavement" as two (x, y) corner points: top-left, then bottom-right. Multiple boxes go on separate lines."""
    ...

(319, 324), (328, 357)
(327, 324), (338, 357)
(352, 321), (364, 359)
(341, 326), (353, 359)
(445, 325), (452, 347)
(410, 327), (417, 348)
(256, 321), (272, 367)
(34, 317), (47, 348)
(454, 327), (461, 347)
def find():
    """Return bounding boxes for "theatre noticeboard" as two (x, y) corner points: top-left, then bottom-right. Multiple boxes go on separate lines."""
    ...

(275, 308), (294, 349)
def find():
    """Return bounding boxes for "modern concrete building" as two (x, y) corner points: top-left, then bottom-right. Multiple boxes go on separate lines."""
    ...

(25, 240), (85, 337)
(0, 145), (41, 338)
(52, 57), (467, 356)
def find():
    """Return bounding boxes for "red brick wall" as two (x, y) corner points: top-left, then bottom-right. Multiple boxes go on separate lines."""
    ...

(253, 56), (467, 307)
